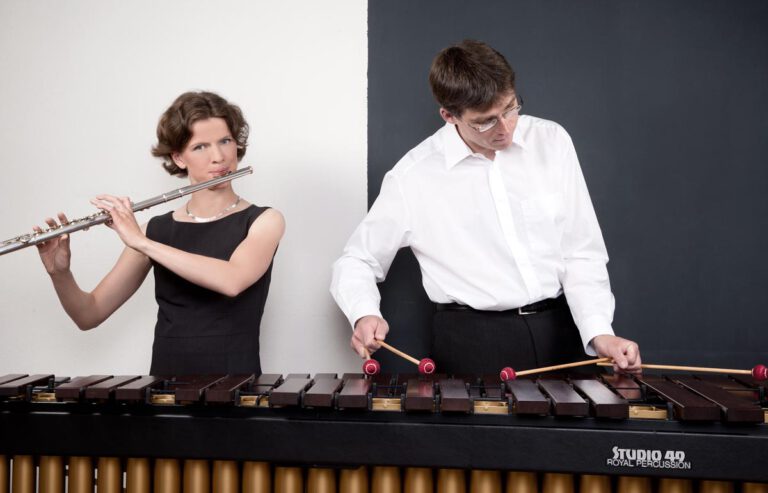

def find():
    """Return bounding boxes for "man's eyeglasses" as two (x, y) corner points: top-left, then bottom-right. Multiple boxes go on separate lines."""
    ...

(463, 95), (524, 133)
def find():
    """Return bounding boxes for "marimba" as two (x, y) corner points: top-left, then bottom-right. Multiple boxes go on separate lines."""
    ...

(1, 371), (767, 493)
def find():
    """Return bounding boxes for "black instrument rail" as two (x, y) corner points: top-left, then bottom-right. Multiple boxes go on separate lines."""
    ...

(1, 400), (767, 482)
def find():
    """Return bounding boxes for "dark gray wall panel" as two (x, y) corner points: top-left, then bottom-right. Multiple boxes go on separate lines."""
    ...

(368, 0), (768, 371)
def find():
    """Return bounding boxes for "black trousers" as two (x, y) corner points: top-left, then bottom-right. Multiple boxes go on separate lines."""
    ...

(431, 298), (592, 375)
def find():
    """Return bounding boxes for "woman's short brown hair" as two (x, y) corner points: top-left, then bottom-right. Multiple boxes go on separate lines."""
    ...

(152, 91), (249, 177)
(429, 40), (516, 116)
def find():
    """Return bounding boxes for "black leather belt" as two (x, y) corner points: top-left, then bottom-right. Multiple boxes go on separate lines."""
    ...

(435, 295), (566, 316)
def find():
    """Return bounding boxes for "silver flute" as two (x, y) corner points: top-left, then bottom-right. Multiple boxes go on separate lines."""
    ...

(0, 166), (253, 256)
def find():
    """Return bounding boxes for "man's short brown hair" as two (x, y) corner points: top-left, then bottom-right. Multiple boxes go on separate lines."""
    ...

(152, 91), (249, 177)
(429, 40), (516, 116)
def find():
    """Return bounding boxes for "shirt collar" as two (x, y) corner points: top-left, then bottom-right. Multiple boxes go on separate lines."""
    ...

(512, 114), (529, 149)
(442, 123), (475, 170)
(442, 117), (528, 170)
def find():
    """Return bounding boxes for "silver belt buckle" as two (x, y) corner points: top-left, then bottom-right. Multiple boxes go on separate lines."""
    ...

(517, 306), (536, 315)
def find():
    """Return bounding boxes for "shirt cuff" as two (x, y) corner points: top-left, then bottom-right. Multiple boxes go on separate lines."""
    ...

(577, 315), (614, 356)
(347, 301), (383, 330)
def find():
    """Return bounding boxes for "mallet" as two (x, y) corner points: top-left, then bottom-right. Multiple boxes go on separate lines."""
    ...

(500, 357), (612, 381)
(362, 340), (436, 375)
(596, 362), (768, 380)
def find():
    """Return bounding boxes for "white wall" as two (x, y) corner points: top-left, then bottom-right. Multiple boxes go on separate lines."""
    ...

(0, 1), (367, 376)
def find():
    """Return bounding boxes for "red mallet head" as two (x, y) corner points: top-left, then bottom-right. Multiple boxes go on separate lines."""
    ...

(500, 367), (517, 382)
(752, 364), (767, 381)
(362, 359), (381, 376)
(418, 358), (436, 375)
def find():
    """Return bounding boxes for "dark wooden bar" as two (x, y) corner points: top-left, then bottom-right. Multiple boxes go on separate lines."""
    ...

(303, 376), (343, 408)
(83, 375), (142, 400)
(168, 375), (228, 403)
(638, 376), (721, 421)
(0, 374), (26, 386)
(0, 374), (53, 397)
(600, 374), (643, 401)
(571, 378), (629, 419)
(506, 379), (550, 415)
(697, 374), (752, 391)
(205, 374), (255, 403)
(439, 378), (471, 412)
(673, 376), (764, 423)
(538, 379), (589, 416)
(337, 374), (371, 409)
(254, 374), (283, 388)
(236, 374), (282, 406)
(54, 375), (113, 400)
(114, 376), (165, 401)
(697, 375), (761, 405)
(269, 375), (312, 407)
(404, 378), (435, 411)
(731, 374), (768, 404)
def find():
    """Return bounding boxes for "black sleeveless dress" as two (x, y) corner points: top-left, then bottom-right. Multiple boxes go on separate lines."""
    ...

(145, 205), (273, 375)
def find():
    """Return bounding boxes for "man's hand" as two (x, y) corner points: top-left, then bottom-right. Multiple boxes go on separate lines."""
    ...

(591, 335), (642, 373)
(351, 315), (390, 358)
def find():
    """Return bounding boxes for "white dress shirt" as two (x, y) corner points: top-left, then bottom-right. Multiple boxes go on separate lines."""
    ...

(331, 115), (615, 353)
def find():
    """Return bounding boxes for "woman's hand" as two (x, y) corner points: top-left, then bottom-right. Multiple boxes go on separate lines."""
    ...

(34, 213), (73, 276)
(91, 195), (147, 251)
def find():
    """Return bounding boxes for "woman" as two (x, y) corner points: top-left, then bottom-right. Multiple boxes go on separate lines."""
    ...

(35, 91), (284, 375)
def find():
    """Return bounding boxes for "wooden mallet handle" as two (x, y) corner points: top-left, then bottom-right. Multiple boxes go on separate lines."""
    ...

(501, 357), (612, 381)
(597, 362), (768, 380)
(375, 340), (437, 374)
(376, 340), (420, 365)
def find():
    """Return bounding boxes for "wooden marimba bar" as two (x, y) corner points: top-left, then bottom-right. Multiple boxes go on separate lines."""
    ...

(1, 371), (767, 492)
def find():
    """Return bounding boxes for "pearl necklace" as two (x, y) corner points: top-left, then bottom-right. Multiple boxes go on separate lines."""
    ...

(186, 196), (241, 223)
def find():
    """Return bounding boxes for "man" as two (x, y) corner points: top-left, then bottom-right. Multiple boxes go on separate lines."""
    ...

(331, 40), (641, 375)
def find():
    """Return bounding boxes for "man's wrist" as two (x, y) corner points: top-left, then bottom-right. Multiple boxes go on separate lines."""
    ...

(349, 304), (383, 330)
